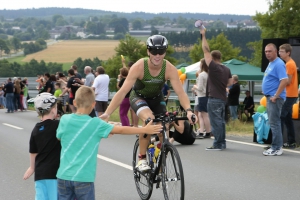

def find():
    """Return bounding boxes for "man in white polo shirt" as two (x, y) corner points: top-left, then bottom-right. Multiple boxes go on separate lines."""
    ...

(92, 66), (109, 116)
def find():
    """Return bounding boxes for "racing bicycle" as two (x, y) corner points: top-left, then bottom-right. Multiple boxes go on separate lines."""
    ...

(132, 111), (195, 200)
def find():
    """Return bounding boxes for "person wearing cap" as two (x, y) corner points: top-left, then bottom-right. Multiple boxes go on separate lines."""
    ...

(100, 35), (197, 172)
(23, 92), (61, 200)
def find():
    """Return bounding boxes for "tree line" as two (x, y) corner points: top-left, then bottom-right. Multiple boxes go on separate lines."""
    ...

(0, 7), (252, 21)
(0, 59), (63, 77)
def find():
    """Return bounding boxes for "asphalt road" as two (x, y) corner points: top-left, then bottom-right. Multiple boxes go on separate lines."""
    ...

(0, 109), (300, 200)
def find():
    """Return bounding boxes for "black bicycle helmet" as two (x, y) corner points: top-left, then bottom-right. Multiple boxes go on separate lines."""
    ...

(146, 35), (168, 50)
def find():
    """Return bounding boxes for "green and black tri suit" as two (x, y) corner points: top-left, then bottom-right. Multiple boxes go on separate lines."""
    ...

(130, 58), (167, 115)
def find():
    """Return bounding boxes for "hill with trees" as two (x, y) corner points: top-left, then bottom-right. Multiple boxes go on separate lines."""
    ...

(0, 7), (253, 21)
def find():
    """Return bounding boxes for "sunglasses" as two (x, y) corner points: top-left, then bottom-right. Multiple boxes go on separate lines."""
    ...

(149, 48), (166, 55)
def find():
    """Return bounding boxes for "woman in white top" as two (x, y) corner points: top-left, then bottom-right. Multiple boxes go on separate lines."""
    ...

(192, 59), (212, 138)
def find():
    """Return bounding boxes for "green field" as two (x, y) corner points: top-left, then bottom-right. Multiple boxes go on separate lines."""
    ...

(5, 55), (26, 64)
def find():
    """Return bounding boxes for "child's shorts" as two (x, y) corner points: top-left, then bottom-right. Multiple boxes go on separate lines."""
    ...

(35, 179), (58, 200)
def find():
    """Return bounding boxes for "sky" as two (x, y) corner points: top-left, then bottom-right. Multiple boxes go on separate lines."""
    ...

(2, 0), (270, 16)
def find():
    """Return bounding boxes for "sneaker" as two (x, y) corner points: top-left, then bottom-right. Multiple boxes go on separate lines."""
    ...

(206, 146), (222, 151)
(195, 132), (204, 139)
(283, 143), (296, 149)
(263, 146), (271, 150)
(136, 159), (151, 172)
(203, 132), (211, 138)
(262, 148), (283, 156)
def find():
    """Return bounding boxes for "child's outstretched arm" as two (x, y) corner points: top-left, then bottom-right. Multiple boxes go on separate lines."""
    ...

(23, 153), (37, 180)
(110, 120), (162, 135)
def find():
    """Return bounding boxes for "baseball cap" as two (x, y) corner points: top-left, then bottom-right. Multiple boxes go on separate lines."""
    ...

(34, 92), (57, 114)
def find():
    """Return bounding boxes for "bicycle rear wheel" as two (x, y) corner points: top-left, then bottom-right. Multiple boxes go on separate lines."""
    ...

(161, 144), (185, 200)
(132, 139), (153, 200)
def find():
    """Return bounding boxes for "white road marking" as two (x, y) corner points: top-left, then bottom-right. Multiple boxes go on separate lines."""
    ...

(2, 123), (23, 130)
(97, 154), (132, 170)
(98, 138), (300, 170)
(226, 139), (300, 154)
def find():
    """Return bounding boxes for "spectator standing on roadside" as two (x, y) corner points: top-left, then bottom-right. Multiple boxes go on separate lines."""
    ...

(4, 78), (14, 113)
(75, 66), (97, 117)
(43, 73), (54, 94)
(50, 74), (57, 94)
(227, 75), (240, 120)
(117, 67), (131, 126)
(22, 80), (28, 111)
(60, 69), (78, 113)
(121, 58), (139, 127)
(262, 43), (288, 156)
(71, 65), (82, 80)
(200, 28), (232, 150)
(279, 44), (298, 149)
(92, 66), (110, 116)
(193, 58), (212, 138)
(0, 86), (6, 109)
(14, 79), (23, 112)
(57, 73), (68, 113)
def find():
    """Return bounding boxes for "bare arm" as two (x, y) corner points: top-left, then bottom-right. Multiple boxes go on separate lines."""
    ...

(200, 29), (212, 66)
(172, 121), (184, 134)
(60, 87), (69, 96)
(74, 78), (84, 85)
(122, 58), (127, 68)
(23, 153), (37, 180)
(110, 120), (162, 135)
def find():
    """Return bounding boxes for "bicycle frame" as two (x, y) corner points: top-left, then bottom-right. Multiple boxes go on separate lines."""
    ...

(146, 112), (189, 186)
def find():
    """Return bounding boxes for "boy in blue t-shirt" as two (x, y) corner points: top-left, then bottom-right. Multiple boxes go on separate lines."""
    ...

(23, 92), (61, 200)
(56, 86), (161, 200)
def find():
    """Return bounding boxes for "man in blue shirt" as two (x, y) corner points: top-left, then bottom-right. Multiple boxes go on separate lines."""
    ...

(262, 43), (288, 156)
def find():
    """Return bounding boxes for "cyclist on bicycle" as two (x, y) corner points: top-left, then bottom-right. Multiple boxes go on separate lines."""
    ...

(100, 35), (197, 172)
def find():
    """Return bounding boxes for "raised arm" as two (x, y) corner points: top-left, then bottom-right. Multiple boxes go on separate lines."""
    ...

(200, 29), (212, 67)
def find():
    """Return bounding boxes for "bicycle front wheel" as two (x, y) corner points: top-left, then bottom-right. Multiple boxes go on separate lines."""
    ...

(161, 144), (185, 200)
(132, 139), (153, 200)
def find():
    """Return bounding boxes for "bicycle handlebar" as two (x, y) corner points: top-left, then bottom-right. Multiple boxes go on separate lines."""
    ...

(143, 111), (196, 138)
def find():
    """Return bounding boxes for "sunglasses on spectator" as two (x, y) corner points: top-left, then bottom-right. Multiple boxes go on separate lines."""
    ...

(149, 48), (166, 55)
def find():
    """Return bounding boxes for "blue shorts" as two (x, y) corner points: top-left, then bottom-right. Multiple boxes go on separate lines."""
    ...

(197, 97), (208, 112)
(35, 179), (58, 200)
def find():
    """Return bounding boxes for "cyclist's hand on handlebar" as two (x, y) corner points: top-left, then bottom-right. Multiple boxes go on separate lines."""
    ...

(187, 112), (198, 125)
(143, 120), (163, 134)
(99, 113), (110, 122)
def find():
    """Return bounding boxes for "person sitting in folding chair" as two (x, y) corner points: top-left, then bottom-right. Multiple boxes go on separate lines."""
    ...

(243, 90), (254, 121)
